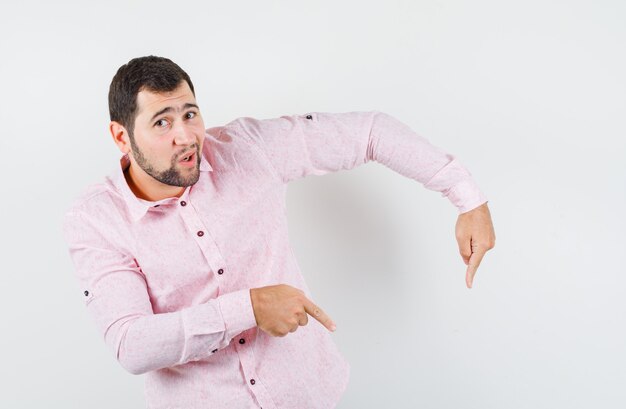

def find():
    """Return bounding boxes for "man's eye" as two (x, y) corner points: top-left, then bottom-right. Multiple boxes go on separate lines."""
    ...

(186, 112), (197, 119)
(154, 119), (169, 128)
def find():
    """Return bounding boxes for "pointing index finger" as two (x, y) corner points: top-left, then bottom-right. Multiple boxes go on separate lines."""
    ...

(466, 247), (487, 288)
(303, 298), (336, 332)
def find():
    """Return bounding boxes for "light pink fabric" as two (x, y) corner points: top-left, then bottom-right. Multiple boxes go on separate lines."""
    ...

(63, 110), (488, 408)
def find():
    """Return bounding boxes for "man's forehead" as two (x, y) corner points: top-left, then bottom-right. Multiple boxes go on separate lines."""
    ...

(136, 83), (196, 116)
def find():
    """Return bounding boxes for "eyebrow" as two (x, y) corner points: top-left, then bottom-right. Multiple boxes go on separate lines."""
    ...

(150, 103), (199, 122)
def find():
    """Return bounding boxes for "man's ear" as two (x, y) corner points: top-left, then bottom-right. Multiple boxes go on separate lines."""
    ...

(109, 121), (131, 154)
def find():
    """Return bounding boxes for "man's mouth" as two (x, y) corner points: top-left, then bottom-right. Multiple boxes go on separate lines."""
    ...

(179, 151), (196, 163)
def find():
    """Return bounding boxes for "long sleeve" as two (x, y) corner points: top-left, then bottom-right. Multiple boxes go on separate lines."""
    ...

(233, 110), (488, 213)
(62, 209), (258, 375)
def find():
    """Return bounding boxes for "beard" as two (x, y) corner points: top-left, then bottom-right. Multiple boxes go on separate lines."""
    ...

(129, 137), (201, 187)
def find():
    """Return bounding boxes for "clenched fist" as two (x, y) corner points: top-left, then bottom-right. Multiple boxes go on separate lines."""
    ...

(250, 284), (336, 337)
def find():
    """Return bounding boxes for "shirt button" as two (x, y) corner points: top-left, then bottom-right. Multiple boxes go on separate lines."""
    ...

(180, 201), (187, 206)
(218, 269), (224, 275)
(250, 379), (256, 385)
(239, 338), (245, 344)
(153, 204), (160, 208)
(197, 231), (204, 237)
(211, 349), (218, 353)
(84, 290), (89, 296)
(305, 114), (313, 120)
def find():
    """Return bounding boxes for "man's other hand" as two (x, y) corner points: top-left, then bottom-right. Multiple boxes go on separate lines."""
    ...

(250, 284), (336, 337)
(455, 202), (496, 289)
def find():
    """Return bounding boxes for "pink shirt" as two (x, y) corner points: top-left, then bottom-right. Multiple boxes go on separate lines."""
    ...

(63, 110), (487, 408)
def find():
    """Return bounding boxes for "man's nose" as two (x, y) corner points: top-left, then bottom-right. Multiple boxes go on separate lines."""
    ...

(172, 122), (195, 145)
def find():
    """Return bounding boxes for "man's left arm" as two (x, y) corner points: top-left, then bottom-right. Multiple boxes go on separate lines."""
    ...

(232, 110), (495, 286)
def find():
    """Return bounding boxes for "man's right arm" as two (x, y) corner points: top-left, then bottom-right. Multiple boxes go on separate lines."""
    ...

(63, 209), (336, 375)
(62, 209), (257, 375)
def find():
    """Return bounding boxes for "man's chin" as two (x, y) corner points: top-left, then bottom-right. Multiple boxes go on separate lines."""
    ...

(174, 173), (200, 187)
(183, 169), (201, 186)
(156, 168), (200, 187)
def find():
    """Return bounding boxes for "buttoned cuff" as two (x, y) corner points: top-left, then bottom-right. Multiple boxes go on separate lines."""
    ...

(446, 179), (489, 214)
(218, 289), (258, 341)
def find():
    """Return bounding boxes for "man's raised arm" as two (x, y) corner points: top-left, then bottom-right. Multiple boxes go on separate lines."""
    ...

(232, 110), (487, 214)
(232, 110), (494, 286)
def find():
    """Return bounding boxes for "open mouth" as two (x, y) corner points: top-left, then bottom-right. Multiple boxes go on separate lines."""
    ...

(180, 151), (195, 163)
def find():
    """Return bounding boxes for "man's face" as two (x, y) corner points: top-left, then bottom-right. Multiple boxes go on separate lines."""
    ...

(128, 81), (205, 187)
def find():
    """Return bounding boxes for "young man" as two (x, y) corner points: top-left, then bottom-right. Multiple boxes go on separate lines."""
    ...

(63, 55), (495, 408)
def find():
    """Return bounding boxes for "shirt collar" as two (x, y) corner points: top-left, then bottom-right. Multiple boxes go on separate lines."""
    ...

(110, 151), (213, 222)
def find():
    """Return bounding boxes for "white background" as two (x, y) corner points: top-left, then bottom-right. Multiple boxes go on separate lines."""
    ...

(1, 1), (625, 408)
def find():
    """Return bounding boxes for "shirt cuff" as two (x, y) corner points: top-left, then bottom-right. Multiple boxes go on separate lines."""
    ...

(218, 289), (258, 341)
(446, 179), (489, 214)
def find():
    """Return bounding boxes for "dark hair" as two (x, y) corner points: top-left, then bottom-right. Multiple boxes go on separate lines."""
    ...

(108, 55), (195, 138)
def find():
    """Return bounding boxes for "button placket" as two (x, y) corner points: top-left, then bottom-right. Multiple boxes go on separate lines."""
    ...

(177, 196), (228, 283)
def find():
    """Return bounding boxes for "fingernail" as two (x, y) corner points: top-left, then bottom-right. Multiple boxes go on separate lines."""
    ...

(330, 324), (337, 331)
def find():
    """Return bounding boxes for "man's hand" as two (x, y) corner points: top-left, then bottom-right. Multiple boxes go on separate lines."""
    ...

(455, 202), (496, 289)
(250, 284), (336, 337)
